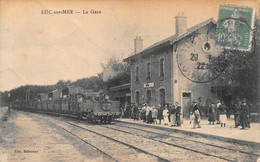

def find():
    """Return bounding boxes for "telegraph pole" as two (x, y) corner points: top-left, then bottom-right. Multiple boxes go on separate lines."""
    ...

(8, 92), (10, 116)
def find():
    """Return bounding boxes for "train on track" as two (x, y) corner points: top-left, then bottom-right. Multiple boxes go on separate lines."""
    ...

(11, 85), (120, 123)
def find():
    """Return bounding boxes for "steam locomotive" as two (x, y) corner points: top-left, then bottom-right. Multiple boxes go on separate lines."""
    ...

(11, 85), (120, 123)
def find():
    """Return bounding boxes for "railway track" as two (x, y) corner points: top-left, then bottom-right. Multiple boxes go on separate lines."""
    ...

(50, 119), (232, 162)
(101, 122), (260, 162)
(50, 119), (170, 162)
(34, 113), (259, 161)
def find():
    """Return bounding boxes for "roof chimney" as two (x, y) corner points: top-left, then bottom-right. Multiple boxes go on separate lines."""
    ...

(134, 36), (143, 54)
(175, 12), (187, 36)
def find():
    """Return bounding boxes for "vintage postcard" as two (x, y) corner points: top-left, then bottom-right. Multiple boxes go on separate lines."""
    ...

(0, 0), (259, 161)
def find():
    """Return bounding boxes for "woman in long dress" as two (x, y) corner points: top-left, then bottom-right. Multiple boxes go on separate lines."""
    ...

(219, 101), (228, 127)
(163, 107), (169, 126)
(208, 101), (216, 125)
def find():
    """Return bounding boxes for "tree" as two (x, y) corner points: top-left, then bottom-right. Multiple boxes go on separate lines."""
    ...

(211, 19), (260, 104)
(73, 76), (102, 91)
(100, 56), (130, 90)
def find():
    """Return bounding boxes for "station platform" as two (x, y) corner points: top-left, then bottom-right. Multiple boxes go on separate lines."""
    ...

(118, 117), (260, 146)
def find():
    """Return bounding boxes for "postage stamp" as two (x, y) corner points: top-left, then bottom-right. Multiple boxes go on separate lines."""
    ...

(216, 5), (255, 51)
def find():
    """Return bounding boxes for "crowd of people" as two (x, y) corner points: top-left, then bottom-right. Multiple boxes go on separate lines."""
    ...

(207, 98), (251, 129)
(120, 97), (251, 130)
(120, 101), (186, 128)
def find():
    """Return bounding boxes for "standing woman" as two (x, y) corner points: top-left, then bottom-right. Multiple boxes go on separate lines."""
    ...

(216, 100), (221, 124)
(169, 103), (176, 127)
(163, 106), (169, 126)
(219, 101), (228, 127)
(146, 105), (153, 124)
(208, 101), (216, 125)
(234, 101), (241, 128)
(192, 101), (201, 129)
(151, 106), (158, 124)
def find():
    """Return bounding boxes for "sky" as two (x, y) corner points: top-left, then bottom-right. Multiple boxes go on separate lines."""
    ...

(0, 0), (259, 91)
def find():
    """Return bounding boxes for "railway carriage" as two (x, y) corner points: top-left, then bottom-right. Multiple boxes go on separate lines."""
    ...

(61, 99), (69, 113)
(11, 86), (120, 123)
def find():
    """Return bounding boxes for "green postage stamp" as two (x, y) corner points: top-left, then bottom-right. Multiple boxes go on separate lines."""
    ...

(216, 5), (255, 51)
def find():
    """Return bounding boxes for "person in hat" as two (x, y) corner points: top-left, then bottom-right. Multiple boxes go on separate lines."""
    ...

(240, 98), (250, 129)
(157, 104), (164, 124)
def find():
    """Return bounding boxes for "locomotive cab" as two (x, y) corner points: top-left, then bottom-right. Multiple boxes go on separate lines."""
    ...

(78, 90), (120, 123)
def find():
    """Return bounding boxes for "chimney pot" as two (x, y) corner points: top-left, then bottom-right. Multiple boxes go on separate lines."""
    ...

(175, 12), (187, 36)
(134, 36), (143, 54)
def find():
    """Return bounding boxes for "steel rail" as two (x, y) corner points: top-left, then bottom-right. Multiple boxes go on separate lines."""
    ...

(65, 121), (171, 162)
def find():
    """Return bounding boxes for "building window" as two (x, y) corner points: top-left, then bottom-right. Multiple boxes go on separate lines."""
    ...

(146, 90), (151, 104)
(147, 62), (151, 80)
(135, 66), (139, 82)
(159, 58), (165, 78)
(159, 89), (165, 107)
(135, 91), (140, 105)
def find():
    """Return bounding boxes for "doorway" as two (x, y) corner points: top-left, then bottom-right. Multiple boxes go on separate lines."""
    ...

(146, 90), (151, 105)
(182, 92), (191, 119)
(159, 89), (165, 108)
(136, 91), (140, 105)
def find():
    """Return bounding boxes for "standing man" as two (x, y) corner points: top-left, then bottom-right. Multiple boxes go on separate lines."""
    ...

(133, 104), (139, 121)
(124, 102), (128, 118)
(240, 98), (250, 129)
(157, 104), (163, 124)
(175, 102), (182, 127)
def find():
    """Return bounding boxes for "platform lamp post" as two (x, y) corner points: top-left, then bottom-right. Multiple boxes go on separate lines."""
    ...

(8, 92), (10, 116)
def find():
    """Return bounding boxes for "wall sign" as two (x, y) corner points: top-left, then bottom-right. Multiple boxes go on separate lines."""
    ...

(144, 82), (154, 88)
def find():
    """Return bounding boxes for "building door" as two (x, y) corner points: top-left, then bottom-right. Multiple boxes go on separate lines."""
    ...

(146, 90), (151, 105)
(136, 91), (140, 105)
(182, 92), (191, 119)
(159, 89), (165, 108)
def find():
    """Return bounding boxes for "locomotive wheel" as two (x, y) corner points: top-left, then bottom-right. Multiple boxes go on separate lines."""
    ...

(107, 119), (112, 124)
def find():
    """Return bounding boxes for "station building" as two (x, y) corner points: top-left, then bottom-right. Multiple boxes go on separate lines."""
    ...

(109, 83), (131, 106)
(124, 13), (226, 119)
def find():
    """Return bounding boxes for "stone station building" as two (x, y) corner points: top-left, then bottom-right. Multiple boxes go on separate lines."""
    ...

(124, 13), (226, 119)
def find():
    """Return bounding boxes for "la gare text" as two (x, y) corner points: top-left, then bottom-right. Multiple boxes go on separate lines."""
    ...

(41, 9), (102, 15)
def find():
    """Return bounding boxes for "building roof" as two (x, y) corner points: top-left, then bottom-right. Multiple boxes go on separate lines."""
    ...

(124, 18), (216, 62)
